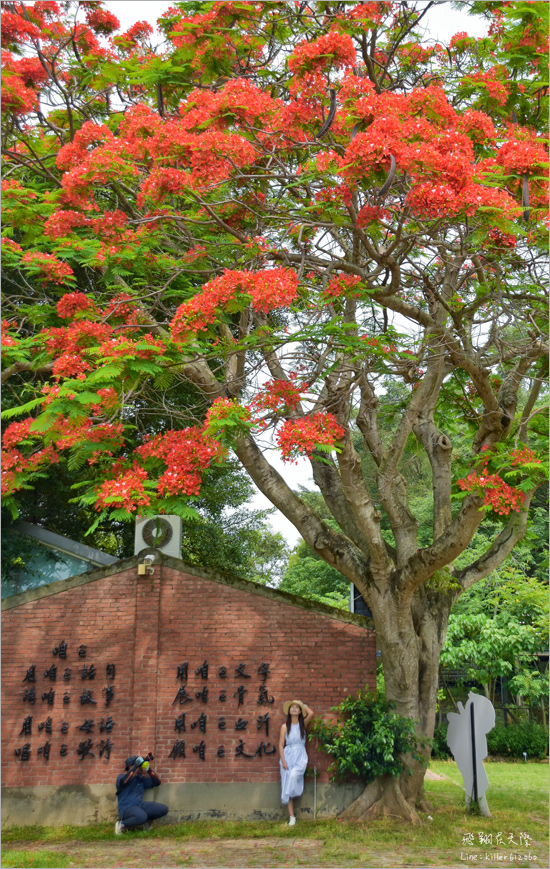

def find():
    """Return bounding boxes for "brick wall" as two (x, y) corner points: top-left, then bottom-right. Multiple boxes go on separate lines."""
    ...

(2, 556), (376, 791)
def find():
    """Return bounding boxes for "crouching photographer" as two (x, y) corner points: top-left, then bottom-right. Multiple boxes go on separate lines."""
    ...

(115, 753), (169, 834)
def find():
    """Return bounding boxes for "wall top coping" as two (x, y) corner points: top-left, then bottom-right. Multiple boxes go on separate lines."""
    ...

(1, 550), (374, 632)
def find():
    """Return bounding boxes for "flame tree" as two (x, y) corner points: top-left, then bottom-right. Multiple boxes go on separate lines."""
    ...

(2, 0), (548, 820)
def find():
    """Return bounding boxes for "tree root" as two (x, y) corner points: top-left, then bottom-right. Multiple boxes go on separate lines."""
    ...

(340, 775), (421, 825)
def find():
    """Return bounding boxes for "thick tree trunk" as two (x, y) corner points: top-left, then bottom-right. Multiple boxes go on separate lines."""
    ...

(339, 585), (453, 822)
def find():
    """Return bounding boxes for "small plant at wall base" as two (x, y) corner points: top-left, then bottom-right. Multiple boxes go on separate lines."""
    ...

(310, 689), (428, 783)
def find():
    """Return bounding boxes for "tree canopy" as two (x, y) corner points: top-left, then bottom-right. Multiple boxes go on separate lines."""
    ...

(1, 0), (548, 822)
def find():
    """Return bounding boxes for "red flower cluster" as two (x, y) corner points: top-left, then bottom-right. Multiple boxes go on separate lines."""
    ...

(180, 78), (275, 131)
(276, 413), (345, 462)
(21, 251), (74, 284)
(251, 376), (307, 413)
(344, 2), (391, 25)
(44, 209), (91, 239)
(171, 268), (298, 341)
(96, 463), (150, 512)
(457, 110), (496, 145)
(84, 7), (120, 35)
(203, 398), (251, 430)
(289, 31), (356, 77)
(1, 54), (43, 115)
(137, 428), (226, 497)
(57, 293), (97, 319)
(323, 274), (362, 300)
(510, 447), (540, 466)
(1, 7), (42, 48)
(113, 20), (153, 52)
(2, 443), (59, 497)
(468, 66), (509, 105)
(1, 319), (18, 350)
(497, 137), (548, 175)
(356, 204), (390, 226)
(56, 123), (115, 170)
(457, 465), (525, 516)
(167, 3), (263, 71)
(488, 228), (517, 249)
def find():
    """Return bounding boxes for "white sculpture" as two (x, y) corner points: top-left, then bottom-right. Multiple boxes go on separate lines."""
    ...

(446, 691), (495, 816)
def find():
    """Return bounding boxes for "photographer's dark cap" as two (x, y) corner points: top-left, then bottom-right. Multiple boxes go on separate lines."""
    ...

(125, 755), (138, 769)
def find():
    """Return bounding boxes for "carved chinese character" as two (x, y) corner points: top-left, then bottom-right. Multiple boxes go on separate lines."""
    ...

(99, 738), (113, 760)
(79, 719), (95, 733)
(169, 740), (186, 759)
(235, 718), (248, 731)
(63, 668), (71, 681)
(174, 714), (186, 733)
(234, 685), (248, 707)
(78, 645), (87, 658)
(195, 660), (208, 680)
(100, 716), (114, 733)
(218, 717), (226, 730)
(257, 686), (274, 706)
(255, 741), (277, 758)
(52, 641), (67, 659)
(63, 691), (71, 704)
(257, 713), (270, 736)
(38, 742), (51, 761)
(103, 685), (115, 707)
(60, 744), (68, 757)
(257, 663), (271, 683)
(15, 743), (31, 761)
(19, 716), (32, 736)
(172, 685), (193, 706)
(23, 687), (36, 704)
(235, 739), (253, 758)
(106, 664), (116, 681)
(193, 740), (206, 761)
(38, 717), (53, 734)
(77, 739), (94, 760)
(235, 663), (251, 679)
(195, 687), (208, 704)
(217, 745), (225, 757)
(219, 691), (227, 702)
(23, 665), (36, 683)
(80, 689), (96, 705)
(41, 688), (55, 706)
(218, 666), (227, 679)
(190, 712), (207, 733)
(176, 662), (189, 682)
(60, 721), (69, 734)
(80, 664), (96, 680)
(43, 665), (57, 682)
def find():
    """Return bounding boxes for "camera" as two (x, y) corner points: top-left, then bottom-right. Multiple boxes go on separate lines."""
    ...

(132, 752), (154, 769)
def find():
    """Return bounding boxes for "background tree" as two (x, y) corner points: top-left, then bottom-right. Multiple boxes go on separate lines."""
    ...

(440, 563), (549, 716)
(2, 0), (548, 822)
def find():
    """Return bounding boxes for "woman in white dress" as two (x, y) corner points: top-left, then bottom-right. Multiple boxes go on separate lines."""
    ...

(279, 699), (314, 825)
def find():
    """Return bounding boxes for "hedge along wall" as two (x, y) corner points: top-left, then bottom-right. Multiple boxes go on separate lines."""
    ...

(1, 553), (375, 826)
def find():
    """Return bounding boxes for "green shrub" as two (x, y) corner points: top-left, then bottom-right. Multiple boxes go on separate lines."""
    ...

(487, 723), (549, 759)
(309, 688), (427, 783)
(431, 724), (451, 759)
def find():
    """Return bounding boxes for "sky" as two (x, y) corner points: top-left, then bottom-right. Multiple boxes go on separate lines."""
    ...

(99, 1), (488, 547)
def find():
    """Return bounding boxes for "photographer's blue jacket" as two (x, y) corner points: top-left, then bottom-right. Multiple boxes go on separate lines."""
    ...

(116, 771), (159, 814)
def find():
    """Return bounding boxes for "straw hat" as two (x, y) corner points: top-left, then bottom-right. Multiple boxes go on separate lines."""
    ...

(283, 699), (307, 716)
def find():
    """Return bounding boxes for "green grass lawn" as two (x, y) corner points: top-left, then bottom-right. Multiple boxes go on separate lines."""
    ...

(2, 761), (548, 868)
